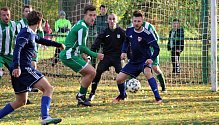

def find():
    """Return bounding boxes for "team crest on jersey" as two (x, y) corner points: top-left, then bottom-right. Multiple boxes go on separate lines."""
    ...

(138, 37), (142, 42)
(117, 34), (120, 38)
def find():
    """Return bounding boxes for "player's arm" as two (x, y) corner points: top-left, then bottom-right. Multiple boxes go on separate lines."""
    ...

(146, 31), (160, 61)
(35, 36), (65, 49)
(13, 34), (28, 69)
(121, 33), (129, 60)
(91, 30), (105, 52)
(12, 33), (29, 76)
(150, 40), (160, 61)
(67, 20), (72, 29)
(78, 27), (98, 58)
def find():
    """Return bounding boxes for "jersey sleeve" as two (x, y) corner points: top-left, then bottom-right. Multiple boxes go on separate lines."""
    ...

(13, 34), (29, 68)
(67, 20), (72, 29)
(145, 31), (160, 61)
(35, 35), (62, 47)
(91, 30), (105, 52)
(78, 27), (97, 57)
(121, 30), (129, 53)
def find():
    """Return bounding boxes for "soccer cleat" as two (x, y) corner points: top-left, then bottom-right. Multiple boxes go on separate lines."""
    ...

(76, 94), (92, 107)
(113, 94), (127, 103)
(155, 98), (163, 104)
(88, 93), (95, 101)
(41, 116), (62, 125)
(161, 90), (167, 93)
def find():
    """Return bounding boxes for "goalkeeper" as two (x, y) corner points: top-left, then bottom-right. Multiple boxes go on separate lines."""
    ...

(88, 13), (126, 101)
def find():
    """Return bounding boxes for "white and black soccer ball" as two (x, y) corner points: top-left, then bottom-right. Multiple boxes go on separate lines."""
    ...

(125, 78), (141, 93)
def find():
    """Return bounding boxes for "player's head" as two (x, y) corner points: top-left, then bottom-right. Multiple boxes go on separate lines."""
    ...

(132, 10), (144, 31)
(59, 10), (66, 19)
(27, 10), (43, 29)
(22, 5), (33, 18)
(107, 13), (117, 30)
(0, 7), (10, 24)
(100, 4), (107, 16)
(172, 18), (180, 30)
(83, 4), (96, 26)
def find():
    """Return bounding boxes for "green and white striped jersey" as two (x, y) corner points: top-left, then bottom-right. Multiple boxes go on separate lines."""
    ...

(0, 20), (16, 55)
(17, 18), (28, 33)
(60, 20), (97, 59)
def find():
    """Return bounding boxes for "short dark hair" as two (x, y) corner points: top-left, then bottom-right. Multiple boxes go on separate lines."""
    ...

(27, 10), (43, 26)
(133, 10), (144, 18)
(100, 4), (106, 9)
(84, 4), (96, 14)
(0, 7), (10, 12)
(22, 5), (32, 12)
(173, 18), (180, 22)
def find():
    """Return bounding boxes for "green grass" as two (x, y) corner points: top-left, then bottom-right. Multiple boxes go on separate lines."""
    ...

(0, 78), (219, 125)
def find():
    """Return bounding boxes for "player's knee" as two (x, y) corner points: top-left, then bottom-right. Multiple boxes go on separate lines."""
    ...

(47, 85), (54, 93)
(89, 69), (96, 79)
(144, 71), (153, 79)
(116, 77), (124, 84)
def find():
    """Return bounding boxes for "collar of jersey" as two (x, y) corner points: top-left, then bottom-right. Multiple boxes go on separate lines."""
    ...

(27, 27), (37, 35)
(0, 20), (10, 26)
(134, 26), (145, 33)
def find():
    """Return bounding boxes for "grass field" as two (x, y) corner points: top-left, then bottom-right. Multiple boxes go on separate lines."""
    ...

(0, 77), (219, 125)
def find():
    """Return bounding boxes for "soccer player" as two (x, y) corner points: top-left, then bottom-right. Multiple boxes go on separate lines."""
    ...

(130, 21), (166, 92)
(17, 5), (44, 69)
(113, 10), (162, 103)
(0, 7), (16, 79)
(17, 5), (41, 103)
(59, 5), (104, 107)
(167, 19), (184, 74)
(88, 13), (126, 101)
(0, 10), (65, 125)
(52, 10), (71, 67)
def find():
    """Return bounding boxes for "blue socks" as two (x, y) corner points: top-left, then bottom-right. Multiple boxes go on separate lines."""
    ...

(0, 103), (14, 118)
(118, 83), (126, 96)
(41, 96), (51, 120)
(148, 77), (162, 100)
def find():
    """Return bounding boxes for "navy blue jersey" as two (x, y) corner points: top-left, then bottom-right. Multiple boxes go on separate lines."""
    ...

(12, 27), (61, 69)
(122, 27), (159, 64)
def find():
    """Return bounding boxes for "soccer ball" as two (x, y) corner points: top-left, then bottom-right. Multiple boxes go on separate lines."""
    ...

(125, 78), (141, 93)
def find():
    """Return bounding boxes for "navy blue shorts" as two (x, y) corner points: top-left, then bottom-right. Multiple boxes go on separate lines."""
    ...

(121, 61), (152, 78)
(10, 67), (44, 94)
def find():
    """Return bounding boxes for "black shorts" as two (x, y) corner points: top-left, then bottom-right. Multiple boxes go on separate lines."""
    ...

(11, 67), (44, 94)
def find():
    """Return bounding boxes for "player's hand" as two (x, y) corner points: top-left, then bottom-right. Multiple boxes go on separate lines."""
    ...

(121, 53), (127, 60)
(145, 59), (153, 64)
(59, 44), (65, 50)
(12, 68), (21, 77)
(81, 53), (90, 62)
(97, 53), (104, 60)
